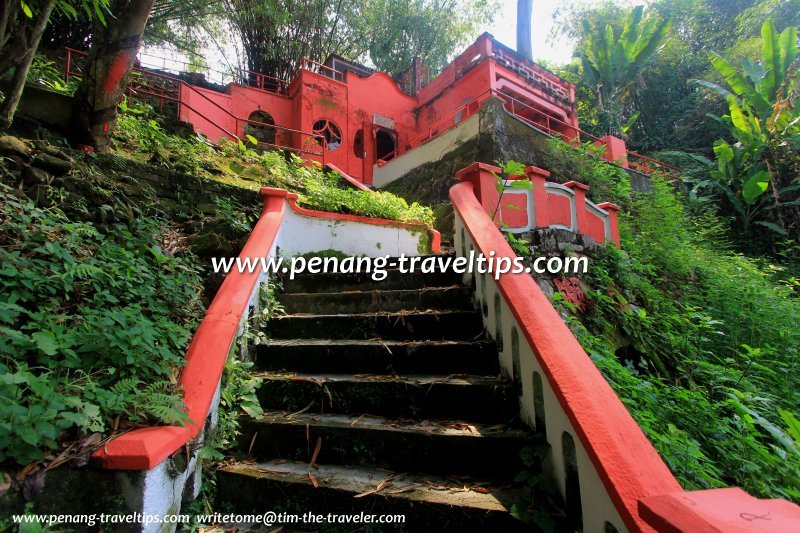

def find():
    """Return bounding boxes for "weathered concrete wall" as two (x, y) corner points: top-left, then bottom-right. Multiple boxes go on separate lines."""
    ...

(5, 84), (73, 129)
(382, 98), (651, 208)
(372, 110), (481, 188)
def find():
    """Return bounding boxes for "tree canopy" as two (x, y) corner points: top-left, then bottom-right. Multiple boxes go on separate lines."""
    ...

(222, 0), (498, 81)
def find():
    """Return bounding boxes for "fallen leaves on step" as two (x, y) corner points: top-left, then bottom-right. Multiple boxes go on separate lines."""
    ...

(354, 475), (395, 498)
(309, 437), (322, 467)
(285, 400), (315, 418)
(247, 431), (258, 457)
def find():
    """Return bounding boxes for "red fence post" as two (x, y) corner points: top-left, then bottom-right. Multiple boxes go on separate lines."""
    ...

(597, 202), (621, 248)
(564, 181), (590, 235)
(524, 166), (550, 229)
(454, 162), (503, 222)
(599, 135), (629, 168)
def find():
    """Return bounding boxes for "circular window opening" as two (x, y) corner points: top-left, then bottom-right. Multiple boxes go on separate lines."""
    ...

(312, 119), (342, 151)
(245, 111), (276, 145)
(353, 129), (364, 159)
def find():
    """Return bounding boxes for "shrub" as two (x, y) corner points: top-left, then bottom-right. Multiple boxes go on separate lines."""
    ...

(0, 187), (204, 465)
(543, 141), (800, 501)
(299, 167), (435, 226)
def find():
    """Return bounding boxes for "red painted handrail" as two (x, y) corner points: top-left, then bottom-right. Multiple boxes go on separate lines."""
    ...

(296, 58), (345, 83)
(407, 87), (680, 178)
(65, 48), (325, 162)
(451, 175), (681, 530)
(451, 165), (800, 530)
(495, 91), (680, 176)
(67, 47), (290, 95)
(325, 163), (373, 192)
(406, 88), (495, 150)
(178, 81), (326, 158)
(92, 193), (287, 469)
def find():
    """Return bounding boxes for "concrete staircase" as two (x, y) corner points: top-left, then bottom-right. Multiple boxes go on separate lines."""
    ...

(216, 259), (546, 530)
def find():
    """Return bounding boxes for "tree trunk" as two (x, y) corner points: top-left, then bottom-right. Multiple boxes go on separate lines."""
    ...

(516, 0), (533, 61)
(69, 0), (156, 150)
(0, 0), (55, 129)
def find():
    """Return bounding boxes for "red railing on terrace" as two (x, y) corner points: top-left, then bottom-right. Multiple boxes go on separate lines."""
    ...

(406, 88), (495, 150)
(63, 48), (325, 162)
(496, 91), (681, 177)
(405, 87), (680, 179)
(295, 58), (345, 83)
(178, 81), (327, 162)
(65, 48), (290, 97)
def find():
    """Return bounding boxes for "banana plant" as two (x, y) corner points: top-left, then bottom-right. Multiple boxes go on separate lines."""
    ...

(579, 5), (671, 136)
(697, 22), (799, 195)
(696, 20), (799, 238)
(697, 21), (797, 124)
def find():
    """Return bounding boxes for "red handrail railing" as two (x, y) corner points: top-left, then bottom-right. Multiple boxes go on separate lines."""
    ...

(296, 58), (345, 83)
(406, 88), (495, 150)
(495, 90), (680, 176)
(64, 48), (325, 163)
(178, 81), (326, 163)
(404, 86), (680, 178)
(66, 48), (290, 96)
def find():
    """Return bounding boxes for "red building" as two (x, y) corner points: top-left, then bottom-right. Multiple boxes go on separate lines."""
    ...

(176, 33), (579, 185)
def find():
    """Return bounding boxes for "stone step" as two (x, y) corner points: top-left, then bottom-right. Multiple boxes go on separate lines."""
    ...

(239, 411), (537, 479)
(266, 310), (485, 340)
(278, 287), (474, 314)
(256, 338), (499, 375)
(282, 269), (463, 294)
(254, 372), (517, 423)
(217, 461), (529, 531)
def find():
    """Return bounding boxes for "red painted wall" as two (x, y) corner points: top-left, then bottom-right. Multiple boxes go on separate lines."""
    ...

(175, 33), (579, 184)
(547, 194), (573, 228)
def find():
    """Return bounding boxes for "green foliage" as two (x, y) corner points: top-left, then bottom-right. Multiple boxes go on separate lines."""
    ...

(359, 0), (500, 75)
(504, 232), (530, 257)
(578, 5), (671, 136)
(114, 99), (217, 176)
(298, 161), (435, 226)
(540, 139), (632, 205)
(20, 0), (110, 23)
(566, 174), (800, 500)
(224, 0), (498, 82)
(490, 159), (531, 222)
(0, 186), (203, 465)
(510, 443), (559, 532)
(26, 55), (79, 94)
(214, 195), (257, 234)
(199, 358), (263, 462)
(694, 19), (800, 244)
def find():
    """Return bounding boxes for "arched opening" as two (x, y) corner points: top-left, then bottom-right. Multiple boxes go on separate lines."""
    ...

(312, 118), (342, 150)
(375, 128), (396, 161)
(532, 371), (546, 437)
(562, 432), (583, 530)
(494, 294), (503, 353)
(245, 111), (276, 145)
(511, 327), (521, 395)
(353, 129), (365, 159)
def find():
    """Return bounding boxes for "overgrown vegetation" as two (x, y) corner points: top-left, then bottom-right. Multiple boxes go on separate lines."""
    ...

(556, 1), (800, 255)
(182, 282), (282, 526)
(0, 185), (204, 466)
(541, 140), (800, 501)
(112, 99), (435, 227)
(300, 169), (435, 226)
